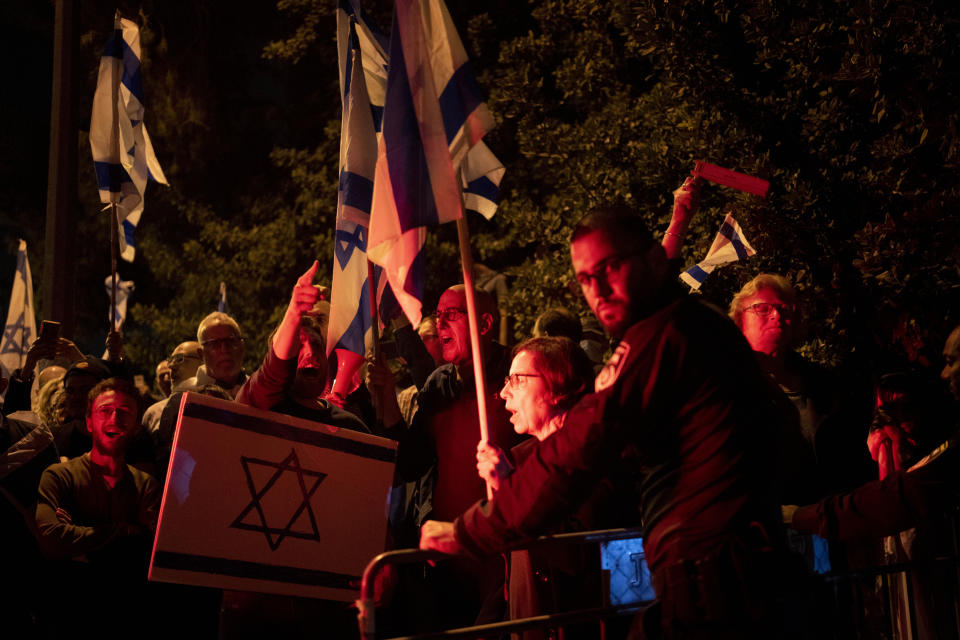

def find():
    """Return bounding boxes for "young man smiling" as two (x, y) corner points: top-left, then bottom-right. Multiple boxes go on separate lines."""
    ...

(35, 377), (160, 562)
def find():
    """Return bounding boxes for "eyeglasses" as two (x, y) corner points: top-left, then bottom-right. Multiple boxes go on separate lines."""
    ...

(575, 253), (638, 290)
(744, 302), (793, 319)
(503, 373), (541, 389)
(200, 337), (244, 352)
(93, 405), (136, 419)
(435, 307), (467, 323)
(168, 353), (202, 366)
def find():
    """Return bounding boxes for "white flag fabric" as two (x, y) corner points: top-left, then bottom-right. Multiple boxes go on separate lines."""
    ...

(89, 11), (168, 262)
(460, 140), (504, 220)
(0, 240), (38, 380)
(104, 275), (135, 332)
(679, 214), (757, 290)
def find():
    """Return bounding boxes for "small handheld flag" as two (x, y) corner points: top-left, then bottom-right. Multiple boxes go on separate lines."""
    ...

(680, 214), (757, 290)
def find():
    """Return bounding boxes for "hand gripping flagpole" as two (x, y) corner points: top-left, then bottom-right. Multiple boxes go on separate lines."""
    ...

(455, 171), (494, 501)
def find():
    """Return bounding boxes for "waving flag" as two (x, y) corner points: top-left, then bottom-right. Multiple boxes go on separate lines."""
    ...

(89, 11), (168, 262)
(680, 214), (757, 290)
(327, 0), (390, 358)
(0, 240), (37, 381)
(367, 0), (497, 326)
(461, 140), (504, 220)
(104, 276), (135, 332)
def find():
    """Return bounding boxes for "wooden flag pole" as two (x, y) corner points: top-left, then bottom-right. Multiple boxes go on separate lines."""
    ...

(455, 209), (494, 501)
(366, 260), (381, 359)
(107, 202), (120, 363)
(367, 259), (383, 423)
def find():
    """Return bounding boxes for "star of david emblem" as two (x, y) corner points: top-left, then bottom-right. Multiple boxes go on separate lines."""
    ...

(334, 225), (367, 270)
(1, 311), (27, 356)
(230, 448), (327, 551)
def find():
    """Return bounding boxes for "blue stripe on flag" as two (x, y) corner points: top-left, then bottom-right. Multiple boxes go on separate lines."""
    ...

(339, 170), (374, 214)
(719, 222), (749, 261)
(465, 175), (499, 203)
(684, 264), (710, 284)
(104, 29), (124, 58)
(104, 30), (144, 103)
(94, 161), (132, 194)
(375, 266), (401, 322)
(403, 246), (425, 301)
(382, 26), (441, 231)
(120, 38), (143, 103)
(122, 218), (136, 247)
(438, 63), (484, 145)
(333, 274), (371, 355)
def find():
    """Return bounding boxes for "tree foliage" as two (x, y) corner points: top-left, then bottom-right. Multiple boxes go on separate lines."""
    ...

(12, 0), (957, 382)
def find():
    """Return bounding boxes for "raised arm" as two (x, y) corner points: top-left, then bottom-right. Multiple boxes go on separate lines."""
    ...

(662, 175), (703, 261)
(236, 262), (320, 410)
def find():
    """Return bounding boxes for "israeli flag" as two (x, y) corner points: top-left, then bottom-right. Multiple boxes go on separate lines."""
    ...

(327, 0), (391, 359)
(104, 275), (135, 332)
(367, 0), (498, 326)
(89, 11), (168, 262)
(680, 214), (757, 290)
(0, 240), (38, 381)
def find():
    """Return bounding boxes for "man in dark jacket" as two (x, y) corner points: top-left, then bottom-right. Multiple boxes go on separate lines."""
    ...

(421, 204), (800, 638)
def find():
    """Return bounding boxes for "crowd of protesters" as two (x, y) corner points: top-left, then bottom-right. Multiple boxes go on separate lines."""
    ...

(1, 178), (959, 639)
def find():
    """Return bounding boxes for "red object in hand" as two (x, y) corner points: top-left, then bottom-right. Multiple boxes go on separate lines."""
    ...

(695, 161), (770, 197)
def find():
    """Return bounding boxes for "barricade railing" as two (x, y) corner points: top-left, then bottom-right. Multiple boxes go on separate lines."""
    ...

(356, 527), (648, 640)
(818, 554), (960, 640)
(358, 529), (960, 640)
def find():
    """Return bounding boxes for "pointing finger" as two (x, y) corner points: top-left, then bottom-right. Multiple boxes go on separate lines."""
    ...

(297, 260), (319, 287)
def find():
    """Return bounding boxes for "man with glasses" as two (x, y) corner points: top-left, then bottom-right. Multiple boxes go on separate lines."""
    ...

(422, 204), (803, 637)
(187, 312), (247, 399)
(142, 341), (202, 457)
(375, 284), (520, 632)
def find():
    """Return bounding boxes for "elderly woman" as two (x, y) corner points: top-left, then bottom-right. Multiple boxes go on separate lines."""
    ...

(473, 336), (597, 640)
(477, 336), (594, 488)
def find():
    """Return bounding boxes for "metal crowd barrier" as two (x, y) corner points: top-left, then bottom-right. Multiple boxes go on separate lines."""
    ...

(356, 527), (649, 640)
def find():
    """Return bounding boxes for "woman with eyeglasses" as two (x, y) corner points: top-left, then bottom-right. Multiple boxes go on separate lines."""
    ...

(474, 336), (601, 640)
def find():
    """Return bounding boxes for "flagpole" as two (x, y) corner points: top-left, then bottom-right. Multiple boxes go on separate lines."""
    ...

(455, 193), (494, 500)
(367, 259), (383, 423)
(108, 203), (120, 363)
(366, 260), (381, 358)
